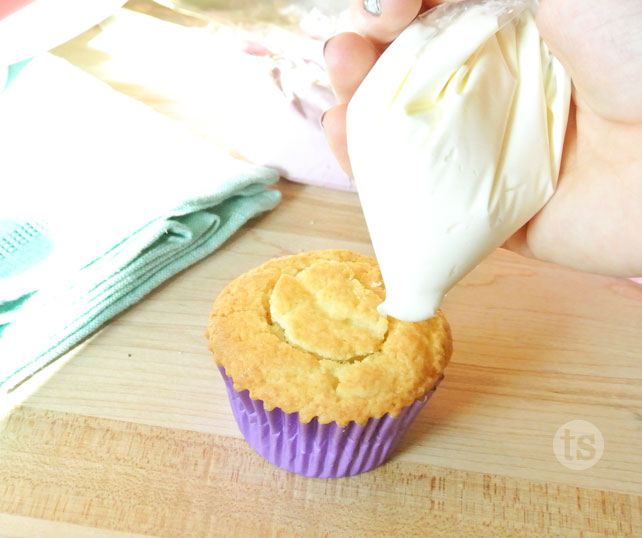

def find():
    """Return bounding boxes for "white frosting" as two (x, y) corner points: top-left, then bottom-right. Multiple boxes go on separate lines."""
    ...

(347, 0), (570, 321)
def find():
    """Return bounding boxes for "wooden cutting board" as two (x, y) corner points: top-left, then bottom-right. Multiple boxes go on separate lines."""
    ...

(1, 3), (642, 536)
(2, 178), (641, 537)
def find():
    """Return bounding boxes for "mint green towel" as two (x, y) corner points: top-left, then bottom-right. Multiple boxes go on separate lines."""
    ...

(0, 54), (280, 393)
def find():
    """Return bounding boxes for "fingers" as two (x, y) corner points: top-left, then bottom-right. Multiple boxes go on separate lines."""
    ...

(351, 0), (423, 45)
(322, 33), (375, 174)
(324, 32), (379, 103)
(322, 105), (352, 177)
(323, 0), (446, 178)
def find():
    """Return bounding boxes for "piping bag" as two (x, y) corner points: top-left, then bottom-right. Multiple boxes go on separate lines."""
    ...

(347, 0), (570, 321)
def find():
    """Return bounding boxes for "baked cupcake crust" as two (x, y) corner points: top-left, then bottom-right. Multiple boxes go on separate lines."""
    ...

(206, 250), (452, 426)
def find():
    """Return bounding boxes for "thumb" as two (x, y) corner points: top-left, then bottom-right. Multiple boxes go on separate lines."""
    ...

(536, 0), (642, 124)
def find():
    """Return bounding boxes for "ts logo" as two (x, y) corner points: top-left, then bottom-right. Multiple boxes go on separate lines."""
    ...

(553, 420), (604, 470)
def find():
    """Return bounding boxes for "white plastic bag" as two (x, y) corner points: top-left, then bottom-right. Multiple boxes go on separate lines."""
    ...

(147, 0), (354, 189)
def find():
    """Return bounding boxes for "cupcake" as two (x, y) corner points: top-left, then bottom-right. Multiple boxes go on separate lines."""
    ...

(206, 249), (452, 478)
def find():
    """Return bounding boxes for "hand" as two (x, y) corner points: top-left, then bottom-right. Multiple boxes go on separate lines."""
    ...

(322, 0), (642, 277)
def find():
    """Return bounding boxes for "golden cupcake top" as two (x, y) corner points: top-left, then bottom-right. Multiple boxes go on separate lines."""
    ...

(206, 249), (452, 426)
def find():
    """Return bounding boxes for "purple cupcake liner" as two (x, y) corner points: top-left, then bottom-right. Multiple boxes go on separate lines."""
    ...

(218, 366), (441, 478)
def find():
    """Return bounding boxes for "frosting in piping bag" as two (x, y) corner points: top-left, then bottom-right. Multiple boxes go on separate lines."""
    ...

(347, 0), (570, 321)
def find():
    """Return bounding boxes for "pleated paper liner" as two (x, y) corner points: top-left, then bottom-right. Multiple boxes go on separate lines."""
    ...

(219, 366), (442, 478)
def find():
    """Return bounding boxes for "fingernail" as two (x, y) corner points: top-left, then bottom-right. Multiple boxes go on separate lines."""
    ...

(363, 0), (381, 16)
(320, 110), (327, 128)
(323, 36), (333, 57)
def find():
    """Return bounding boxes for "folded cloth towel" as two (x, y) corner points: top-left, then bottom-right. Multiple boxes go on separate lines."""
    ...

(0, 54), (281, 393)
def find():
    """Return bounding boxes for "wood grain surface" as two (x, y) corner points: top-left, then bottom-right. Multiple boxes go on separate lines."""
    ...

(2, 2), (642, 537)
